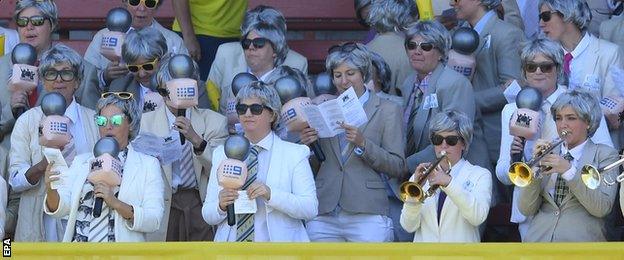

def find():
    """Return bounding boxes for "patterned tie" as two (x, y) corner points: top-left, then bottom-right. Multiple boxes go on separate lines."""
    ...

(236, 145), (261, 242)
(404, 76), (429, 154)
(554, 152), (574, 206)
(61, 139), (77, 166)
(173, 140), (197, 192)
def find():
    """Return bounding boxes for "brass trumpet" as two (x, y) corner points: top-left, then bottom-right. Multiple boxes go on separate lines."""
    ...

(508, 130), (570, 187)
(399, 151), (452, 203)
(580, 156), (624, 189)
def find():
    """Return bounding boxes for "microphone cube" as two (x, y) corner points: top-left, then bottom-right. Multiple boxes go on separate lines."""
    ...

(166, 78), (199, 109)
(281, 97), (312, 133)
(600, 95), (624, 130)
(100, 31), (125, 62)
(9, 64), (38, 92)
(217, 158), (248, 189)
(509, 108), (541, 139)
(39, 115), (71, 149)
(88, 154), (123, 187)
(447, 50), (476, 80)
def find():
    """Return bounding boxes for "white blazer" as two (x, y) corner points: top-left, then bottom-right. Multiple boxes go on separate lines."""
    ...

(202, 135), (318, 242)
(400, 159), (492, 242)
(44, 146), (165, 242)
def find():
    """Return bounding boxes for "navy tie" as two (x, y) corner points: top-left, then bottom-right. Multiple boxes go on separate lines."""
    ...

(437, 191), (446, 224)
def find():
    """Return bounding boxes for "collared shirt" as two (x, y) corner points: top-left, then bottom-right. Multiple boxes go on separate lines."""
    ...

(165, 108), (197, 191)
(247, 67), (276, 82)
(565, 33), (594, 91)
(359, 89), (370, 105)
(545, 140), (588, 198)
(472, 10), (496, 36)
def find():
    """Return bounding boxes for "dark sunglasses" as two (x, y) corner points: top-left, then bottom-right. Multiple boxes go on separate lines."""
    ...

(128, 0), (159, 9)
(126, 59), (158, 73)
(101, 91), (134, 100)
(539, 11), (561, 22)
(328, 42), (358, 54)
(16, 15), (47, 27)
(524, 62), (556, 73)
(43, 69), (76, 82)
(95, 114), (126, 127)
(431, 134), (462, 146)
(235, 103), (271, 115)
(241, 37), (269, 50)
(405, 41), (435, 52)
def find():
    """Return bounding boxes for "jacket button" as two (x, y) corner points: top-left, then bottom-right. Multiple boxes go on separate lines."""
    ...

(554, 211), (560, 216)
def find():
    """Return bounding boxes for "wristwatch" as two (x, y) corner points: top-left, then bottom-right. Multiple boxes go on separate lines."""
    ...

(193, 140), (208, 154)
(354, 145), (366, 156)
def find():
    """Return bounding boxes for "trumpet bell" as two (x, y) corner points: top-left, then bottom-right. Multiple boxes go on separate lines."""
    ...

(399, 181), (424, 202)
(508, 162), (533, 187)
(581, 165), (601, 190)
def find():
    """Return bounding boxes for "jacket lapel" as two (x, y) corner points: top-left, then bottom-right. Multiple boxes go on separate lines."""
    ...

(561, 140), (597, 206)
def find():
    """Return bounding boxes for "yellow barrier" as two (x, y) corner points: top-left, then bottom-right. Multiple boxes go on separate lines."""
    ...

(7, 242), (624, 259)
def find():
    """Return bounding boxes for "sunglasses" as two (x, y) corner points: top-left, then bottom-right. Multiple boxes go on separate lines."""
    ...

(405, 41), (435, 52)
(95, 114), (126, 127)
(524, 62), (556, 73)
(43, 69), (76, 82)
(241, 37), (270, 50)
(328, 42), (358, 54)
(235, 103), (271, 115)
(101, 91), (134, 100)
(128, 0), (159, 9)
(539, 10), (561, 22)
(16, 15), (47, 27)
(127, 59), (158, 73)
(431, 134), (462, 146)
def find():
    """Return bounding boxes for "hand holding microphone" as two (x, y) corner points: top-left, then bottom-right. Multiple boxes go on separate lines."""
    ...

(509, 87), (543, 163)
(274, 76), (326, 162)
(216, 135), (250, 226)
(9, 43), (38, 118)
(88, 137), (123, 218)
(166, 54), (199, 145)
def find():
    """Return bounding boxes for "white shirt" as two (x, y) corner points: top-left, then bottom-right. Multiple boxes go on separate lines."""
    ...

(11, 99), (91, 192)
(217, 131), (275, 242)
(0, 26), (19, 55)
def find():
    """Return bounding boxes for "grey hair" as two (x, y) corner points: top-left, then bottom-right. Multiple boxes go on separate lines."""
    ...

(263, 65), (311, 97)
(550, 90), (601, 137)
(404, 20), (452, 61)
(121, 0), (164, 8)
(14, 0), (59, 32)
(243, 23), (288, 67)
(428, 110), (474, 152)
(354, 0), (372, 24)
(38, 43), (84, 82)
(479, 0), (502, 10)
(520, 37), (564, 84)
(122, 27), (168, 64)
(155, 54), (200, 89)
(241, 5), (287, 35)
(325, 43), (373, 83)
(539, 0), (592, 31)
(96, 95), (142, 141)
(368, 0), (418, 33)
(236, 81), (282, 130)
(369, 51), (392, 93)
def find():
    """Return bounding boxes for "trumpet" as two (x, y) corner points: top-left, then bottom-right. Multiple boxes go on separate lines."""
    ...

(508, 130), (570, 187)
(399, 151), (452, 203)
(580, 156), (624, 189)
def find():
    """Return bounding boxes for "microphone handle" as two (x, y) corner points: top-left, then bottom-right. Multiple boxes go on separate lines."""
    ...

(227, 204), (236, 226)
(93, 197), (104, 218)
(511, 137), (526, 163)
(311, 141), (325, 162)
(178, 109), (186, 145)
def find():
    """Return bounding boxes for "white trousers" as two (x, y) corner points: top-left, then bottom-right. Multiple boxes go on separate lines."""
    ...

(306, 208), (393, 242)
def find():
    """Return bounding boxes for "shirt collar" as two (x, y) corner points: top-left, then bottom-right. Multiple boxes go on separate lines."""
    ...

(473, 10), (496, 35)
(562, 139), (588, 161)
(247, 67), (276, 82)
(64, 97), (79, 123)
(127, 20), (156, 33)
(566, 33), (591, 57)
(359, 89), (370, 106)
(544, 85), (565, 107)
(252, 131), (274, 152)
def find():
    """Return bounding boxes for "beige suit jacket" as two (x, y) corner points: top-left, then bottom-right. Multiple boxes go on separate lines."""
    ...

(519, 140), (618, 242)
(366, 32), (412, 96)
(9, 105), (99, 241)
(207, 42), (308, 113)
(139, 105), (228, 241)
(315, 93), (406, 216)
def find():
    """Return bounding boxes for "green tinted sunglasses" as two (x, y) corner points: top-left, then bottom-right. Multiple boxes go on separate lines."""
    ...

(95, 114), (126, 127)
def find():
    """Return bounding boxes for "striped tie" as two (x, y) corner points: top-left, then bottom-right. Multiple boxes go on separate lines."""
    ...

(405, 75), (429, 154)
(88, 203), (111, 242)
(236, 145), (261, 242)
(62, 140), (77, 166)
(175, 141), (197, 191)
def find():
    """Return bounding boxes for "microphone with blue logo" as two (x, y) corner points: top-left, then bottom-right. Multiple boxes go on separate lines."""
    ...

(100, 8), (132, 62)
(89, 137), (123, 218)
(9, 43), (39, 118)
(226, 72), (258, 133)
(275, 76), (326, 162)
(216, 135), (250, 226)
(39, 92), (71, 149)
(166, 54), (199, 145)
(447, 27), (479, 80)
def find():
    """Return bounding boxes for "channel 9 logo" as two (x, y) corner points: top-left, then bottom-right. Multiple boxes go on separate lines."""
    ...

(50, 122), (68, 134)
(223, 164), (243, 176)
(101, 36), (119, 48)
(177, 86), (196, 99)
